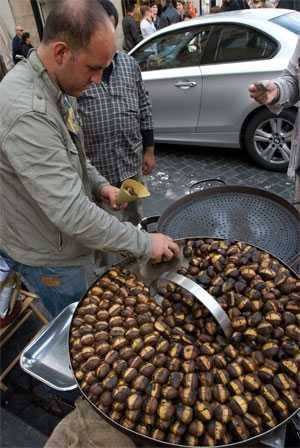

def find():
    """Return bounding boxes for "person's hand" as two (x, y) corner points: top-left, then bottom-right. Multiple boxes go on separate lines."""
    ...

(99, 185), (127, 210)
(149, 233), (180, 263)
(249, 80), (279, 105)
(142, 146), (156, 175)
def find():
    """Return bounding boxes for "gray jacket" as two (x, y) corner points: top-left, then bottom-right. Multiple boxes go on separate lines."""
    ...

(0, 51), (151, 266)
(269, 36), (300, 178)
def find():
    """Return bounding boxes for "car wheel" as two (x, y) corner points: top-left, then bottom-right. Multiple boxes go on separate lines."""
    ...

(244, 108), (296, 172)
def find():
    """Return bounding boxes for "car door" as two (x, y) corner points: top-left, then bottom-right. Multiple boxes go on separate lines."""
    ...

(197, 23), (279, 145)
(132, 26), (211, 141)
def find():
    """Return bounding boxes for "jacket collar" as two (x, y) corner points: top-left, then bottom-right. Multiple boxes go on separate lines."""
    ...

(28, 49), (63, 104)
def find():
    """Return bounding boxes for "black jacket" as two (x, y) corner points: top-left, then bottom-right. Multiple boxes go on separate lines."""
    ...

(122, 15), (141, 52)
(12, 35), (23, 64)
(222, 0), (248, 10)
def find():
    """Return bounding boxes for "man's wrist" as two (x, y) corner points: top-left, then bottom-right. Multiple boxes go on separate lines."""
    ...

(269, 84), (280, 105)
(144, 145), (155, 154)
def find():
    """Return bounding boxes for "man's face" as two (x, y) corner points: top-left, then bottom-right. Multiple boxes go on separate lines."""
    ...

(16, 26), (23, 37)
(250, 0), (265, 7)
(55, 24), (116, 97)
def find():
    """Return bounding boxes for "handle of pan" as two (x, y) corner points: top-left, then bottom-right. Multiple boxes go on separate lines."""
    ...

(137, 215), (160, 232)
(189, 178), (226, 194)
(289, 253), (300, 274)
(157, 271), (232, 338)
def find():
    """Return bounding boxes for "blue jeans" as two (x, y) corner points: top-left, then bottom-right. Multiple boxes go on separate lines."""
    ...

(0, 250), (89, 318)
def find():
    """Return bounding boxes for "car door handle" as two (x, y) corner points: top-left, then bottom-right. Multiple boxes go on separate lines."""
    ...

(174, 81), (197, 89)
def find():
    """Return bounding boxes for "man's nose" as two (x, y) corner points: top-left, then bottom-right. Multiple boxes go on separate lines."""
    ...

(90, 70), (103, 85)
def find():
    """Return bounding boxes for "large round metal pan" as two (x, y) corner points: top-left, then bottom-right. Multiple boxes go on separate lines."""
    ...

(154, 186), (300, 265)
(68, 238), (300, 448)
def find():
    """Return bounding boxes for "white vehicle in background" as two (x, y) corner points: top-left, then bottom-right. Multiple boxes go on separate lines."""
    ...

(130, 9), (300, 171)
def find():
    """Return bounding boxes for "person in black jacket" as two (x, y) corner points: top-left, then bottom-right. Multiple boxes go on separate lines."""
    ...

(122, 3), (142, 51)
(12, 25), (24, 64)
(21, 32), (33, 58)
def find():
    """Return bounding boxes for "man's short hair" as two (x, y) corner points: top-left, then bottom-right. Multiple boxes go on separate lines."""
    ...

(42, 0), (109, 50)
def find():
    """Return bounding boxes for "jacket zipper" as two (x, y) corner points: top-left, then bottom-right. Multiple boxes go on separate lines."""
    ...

(58, 232), (63, 252)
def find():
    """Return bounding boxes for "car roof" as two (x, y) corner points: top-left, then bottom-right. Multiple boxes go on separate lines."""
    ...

(130, 8), (296, 54)
(163, 8), (293, 30)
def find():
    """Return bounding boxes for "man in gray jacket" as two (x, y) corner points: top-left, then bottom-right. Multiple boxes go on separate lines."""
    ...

(0, 0), (179, 318)
(249, 37), (300, 212)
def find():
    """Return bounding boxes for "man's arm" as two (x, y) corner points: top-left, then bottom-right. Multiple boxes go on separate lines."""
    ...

(271, 37), (300, 111)
(3, 112), (152, 258)
(249, 37), (300, 113)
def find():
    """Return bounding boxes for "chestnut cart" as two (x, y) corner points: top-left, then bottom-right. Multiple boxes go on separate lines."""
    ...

(21, 184), (300, 448)
(21, 238), (300, 448)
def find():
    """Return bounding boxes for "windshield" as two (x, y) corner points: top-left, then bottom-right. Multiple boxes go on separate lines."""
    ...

(271, 12), (300, 35)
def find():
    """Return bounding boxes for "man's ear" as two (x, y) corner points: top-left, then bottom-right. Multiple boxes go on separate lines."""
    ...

(52, 41), (70, 65)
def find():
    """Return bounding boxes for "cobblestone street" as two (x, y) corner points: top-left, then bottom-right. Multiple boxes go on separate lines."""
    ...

(143, 144), (295, 217)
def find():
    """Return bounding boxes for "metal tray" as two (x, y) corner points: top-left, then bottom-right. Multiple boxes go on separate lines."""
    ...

(20, 302), (78, 391)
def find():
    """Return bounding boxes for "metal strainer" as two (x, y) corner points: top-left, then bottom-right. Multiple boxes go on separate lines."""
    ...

(156, 185), (300, 265)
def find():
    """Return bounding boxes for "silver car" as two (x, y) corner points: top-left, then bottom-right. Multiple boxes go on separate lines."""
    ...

(130, 9), (300, 171)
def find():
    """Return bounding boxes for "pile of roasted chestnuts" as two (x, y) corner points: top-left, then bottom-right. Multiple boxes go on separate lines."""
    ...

(70, 239), (300, 446)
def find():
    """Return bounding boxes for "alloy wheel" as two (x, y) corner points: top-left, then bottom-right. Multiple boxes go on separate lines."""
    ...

(253, 117), (293, 167)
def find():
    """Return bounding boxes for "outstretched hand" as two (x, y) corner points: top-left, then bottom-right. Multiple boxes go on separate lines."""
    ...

(248, 80), (279, 105)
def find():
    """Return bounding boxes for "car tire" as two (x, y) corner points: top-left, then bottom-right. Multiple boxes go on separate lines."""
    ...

(244, 108), (296, 172)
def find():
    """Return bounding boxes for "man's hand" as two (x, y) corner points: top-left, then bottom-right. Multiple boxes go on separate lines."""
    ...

(149, 233), (180, 263)
(142, 146), (156, 175)
(98, 185), (126, 210)
(249, 80), (279, 105)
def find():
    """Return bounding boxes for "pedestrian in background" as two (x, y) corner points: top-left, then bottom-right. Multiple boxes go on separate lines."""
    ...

(79, 0), (156, 225)
(176, 0), (186, 20)
(122, 2), (142, 51)
(249, 37), (300, 212)
(186, 0), (197, 17)
(159, 0), (181, 28)
(21, 32), (33, 58)
(151, 2), (160, 29)
(248, 0), (267, 7)
(12, 25), (24, 64)
(140, 5), (156, 38)
(222, 0), (249, 10)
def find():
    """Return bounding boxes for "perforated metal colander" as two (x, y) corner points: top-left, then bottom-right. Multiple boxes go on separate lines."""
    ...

(156, 186), (300, 265)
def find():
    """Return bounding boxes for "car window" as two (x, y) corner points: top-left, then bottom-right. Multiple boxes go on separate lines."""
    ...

(213, 25), (277, 64)
(271, 12), (300, 35)
(132, 27), (211, 71)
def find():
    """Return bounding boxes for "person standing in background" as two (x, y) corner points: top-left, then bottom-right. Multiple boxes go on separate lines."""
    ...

(79, 0), (156, 225)
(122, 2), (142, 51)
(159, 0), (181, 28)
(222, 0), (248, 10)
(151, 2), (160, 29)
(248, 0), (267, 7)
(140, 5), (156, 38)
(12, 25), (24, 64)
(21, 32), (33, 58)
(176, 1), (186, 20)
(186, 0), (197, 17)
